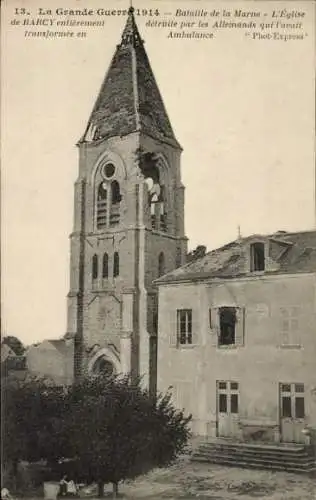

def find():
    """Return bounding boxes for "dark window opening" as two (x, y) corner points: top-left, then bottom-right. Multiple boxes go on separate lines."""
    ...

(250, 242), (265, 272)
(231, 394), (239, 414)
(92, 254), (98, 280)
(97, 183), (108, 229)
(177, 309), (192, 345)
(295, 397), (305, 418)
(231, 382), (239, 391)
(111, 180), (121, 204)
(113, 252), (119, 278)
(110, 181), (121, 227)
(102, 253), (109, 278)
(282, 396), (292, 418)
(158, 252), (165, 277)
(219, 307), (236, 345)
(104, 163), (115, 179)
(219, 394), (227, 413)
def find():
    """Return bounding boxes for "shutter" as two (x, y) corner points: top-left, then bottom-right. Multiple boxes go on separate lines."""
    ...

(235, 307), (245, 346)
(190, 310), (197, 345)
(169, 310), (178, 347)
(210, 307), (220, 346)
(290, 306), (300, 345)
(280, 307), (289, 345)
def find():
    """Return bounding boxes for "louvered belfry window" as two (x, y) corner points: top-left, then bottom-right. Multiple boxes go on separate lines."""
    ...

(97, 182), (108, 229)
(96, 163), (121, 229)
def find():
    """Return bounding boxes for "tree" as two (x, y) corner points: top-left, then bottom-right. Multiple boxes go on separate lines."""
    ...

(2, 335), (26, 356)
(2, 375), (192, 498)
(2, 376), (70, 488)
(65, 375), (192, 498)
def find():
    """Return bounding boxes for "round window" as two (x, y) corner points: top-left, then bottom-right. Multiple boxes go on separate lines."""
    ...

(103, 163), (115, 179)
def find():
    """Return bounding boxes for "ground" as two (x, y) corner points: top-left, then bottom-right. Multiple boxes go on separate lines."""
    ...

(99, 458), (315, 499)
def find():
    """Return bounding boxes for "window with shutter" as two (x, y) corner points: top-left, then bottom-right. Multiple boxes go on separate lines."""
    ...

(176, 309), (193, 345)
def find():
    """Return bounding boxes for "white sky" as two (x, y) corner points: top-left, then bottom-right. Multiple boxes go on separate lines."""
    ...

(1, 0), (315, 345)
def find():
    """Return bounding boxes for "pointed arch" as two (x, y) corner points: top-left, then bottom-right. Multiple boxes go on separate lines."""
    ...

(113, 252), (120, 278)
(102, 253), (109, 278)
(92, 254), (98, 280)
(158, 251), (165, 277)
(88, 347), (121, 375)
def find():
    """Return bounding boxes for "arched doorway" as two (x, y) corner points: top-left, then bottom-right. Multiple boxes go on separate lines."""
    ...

(87, 347), (121, 377)
(92, 356), (116, 377)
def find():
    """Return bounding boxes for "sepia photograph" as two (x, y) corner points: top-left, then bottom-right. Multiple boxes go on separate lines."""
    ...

(1, 0), (316, 498)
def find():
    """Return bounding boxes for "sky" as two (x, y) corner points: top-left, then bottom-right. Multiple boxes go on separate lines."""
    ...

(1, 0), (315, 345)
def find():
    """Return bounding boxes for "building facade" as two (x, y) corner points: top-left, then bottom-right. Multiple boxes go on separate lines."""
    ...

(66, 7), (187, 391)
(156, 231), (316, 444)
(26, 339), (74, 386)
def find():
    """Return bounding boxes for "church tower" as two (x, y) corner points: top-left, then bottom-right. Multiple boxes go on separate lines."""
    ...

(66, 7), (187, 392)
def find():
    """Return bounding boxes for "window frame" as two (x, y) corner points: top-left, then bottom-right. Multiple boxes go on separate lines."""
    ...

(250, 241), (265, 272)
(113, 251), (120, 278)
(176, 309), (193, 346)
(279, 306), (301, 348)
(95, 163), (122, 230)
(218, 307), (237, 346)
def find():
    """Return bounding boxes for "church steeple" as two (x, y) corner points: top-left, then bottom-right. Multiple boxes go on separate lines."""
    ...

(68, 5), (187, 390)
(120, 6), (143, 47)
(81, 7), (180, 148)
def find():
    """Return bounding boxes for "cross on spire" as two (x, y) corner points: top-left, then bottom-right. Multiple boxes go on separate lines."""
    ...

(120, 3), (142, 47)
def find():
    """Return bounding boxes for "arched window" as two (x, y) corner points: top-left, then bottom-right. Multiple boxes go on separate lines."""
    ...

(159, 186), (167, 232)
(113, 252), (120, 277)
(92, 254), (98, 280)
(158, 251), (165, 277)
(102, 253), (109, 278)
(110, 181), (121, 226)
(97, 182), (108, 229)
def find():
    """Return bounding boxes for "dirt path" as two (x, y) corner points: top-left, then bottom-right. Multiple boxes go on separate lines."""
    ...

(114, 459), (315, 499)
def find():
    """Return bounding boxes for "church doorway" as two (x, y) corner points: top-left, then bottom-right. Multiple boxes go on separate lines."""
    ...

(92, 356), (116, 377)
(87, 346), (121, 377)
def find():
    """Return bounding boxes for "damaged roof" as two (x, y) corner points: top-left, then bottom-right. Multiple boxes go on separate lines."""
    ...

(156, 230), (316, 284)
(80, 7), (180, 149)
